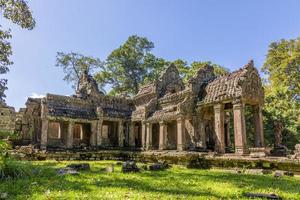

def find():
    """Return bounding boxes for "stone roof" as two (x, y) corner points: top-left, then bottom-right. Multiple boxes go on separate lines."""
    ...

(46, 94), (97, 120)
(200, 60), (263, 105)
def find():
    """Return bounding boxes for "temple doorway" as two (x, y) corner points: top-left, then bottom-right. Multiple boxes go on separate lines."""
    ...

(167, 120), (177, 149)
(134, 122), (142, 148)
(73, 123), (91, 148)
(152, 123), (159, 149)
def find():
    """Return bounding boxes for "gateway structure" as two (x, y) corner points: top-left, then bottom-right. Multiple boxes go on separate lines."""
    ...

(1, 61), (264, 155)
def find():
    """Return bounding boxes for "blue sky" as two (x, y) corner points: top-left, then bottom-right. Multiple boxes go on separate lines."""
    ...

(1, 0), (300, 109)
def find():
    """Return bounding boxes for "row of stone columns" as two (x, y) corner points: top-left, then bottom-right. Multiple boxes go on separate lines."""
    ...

(136, 117), (186, 151)
(213, 100), (264, 155)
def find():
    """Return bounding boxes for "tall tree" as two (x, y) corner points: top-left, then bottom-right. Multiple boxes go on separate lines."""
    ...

(262, 38), (300, 148)
(56, 52), (103, 91)
(0, 0), (35, 103)
(95, 35), (158, 96)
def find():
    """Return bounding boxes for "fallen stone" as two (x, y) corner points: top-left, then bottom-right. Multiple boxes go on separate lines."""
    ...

(149, 162), (170, 171)
(271, 144), (289, 157)
(57, 167), (79, 176)
(66, 163), (90, 171)
(244, 193), (281, 199)
(245, 169), (263, 175)
(274, 171), (284, 178)
(18, 145), (34, 155)
(283, 171), (294, 177)
(105, 164), (114, 173)
(122, 161), (139, 173)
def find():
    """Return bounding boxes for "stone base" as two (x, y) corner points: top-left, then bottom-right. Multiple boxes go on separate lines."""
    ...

(271, 144), (289, 157)
(249, 147), (266, 158)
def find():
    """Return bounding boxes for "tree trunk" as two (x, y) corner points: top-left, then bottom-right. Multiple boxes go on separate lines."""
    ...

(274, 121), (283, 146)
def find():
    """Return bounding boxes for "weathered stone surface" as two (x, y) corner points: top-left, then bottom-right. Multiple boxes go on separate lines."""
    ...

(105, 164), (114, 173)
(0, 102), (16, 134)
(122, 161), (139, 173)
(149, 162), (170, 171)
(66, 163), (90, 171)
(57, 167), (79, 176)
(4, 61), (266, 156)
(271, 144), (289, 157)
(244, 193), (281, 199)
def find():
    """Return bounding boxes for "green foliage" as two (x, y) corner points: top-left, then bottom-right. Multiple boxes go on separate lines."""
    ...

(94, 35), (228, 96)
(95, 35), (160, 96)
(56, 52), (103, 91)
(262, 38), (300, 149)
(0, 0), (35, 103)
(0, 159), (34, 180)
(0, 160), (299, 199)
(0, 0), (35, 30)
(262, 38), (300, 100)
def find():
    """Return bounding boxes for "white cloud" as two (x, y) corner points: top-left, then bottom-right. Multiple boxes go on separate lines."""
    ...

(30, 92), (45, 99)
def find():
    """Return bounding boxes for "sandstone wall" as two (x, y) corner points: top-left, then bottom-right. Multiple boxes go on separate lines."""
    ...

(0, 103), (16, 134)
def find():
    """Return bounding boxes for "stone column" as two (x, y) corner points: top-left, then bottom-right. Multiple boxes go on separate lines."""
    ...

(129, 123), (135, 147)
(40, 98), (48, 149)
(40, 119), (49, 150)
(225, 112), (231, 147)
(118, 120), (124, 147)
(214, 104), (225, 154)
(233, 100), (247, 154)
(146, 123), (152, 150)
(66, 121), (74, 149)
(141, 122), (146, 149)
(253, 105), (264, 147)
(96, 119), (103, 147)
(177, 117), (186, 151)
(199, 120), (206, 149)
(159, 121), (167, 150)
(90, 121), (98, 147)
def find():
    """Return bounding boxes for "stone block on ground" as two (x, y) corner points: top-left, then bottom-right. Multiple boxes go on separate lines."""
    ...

(271, 144), (289, 157)
(149, 162), (171, 171)
(244, 193), (281, 199)
(66, 163), (90, 171)
(57, 167), (79, 176)
(18, 145), (34, 155)
(105, 164), (114, 173)
(122, 161), (139, 173)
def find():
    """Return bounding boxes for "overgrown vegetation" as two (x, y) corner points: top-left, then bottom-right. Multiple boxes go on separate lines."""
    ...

(262, 38), (300, 149)
(0, 160), (299, 199)
(0, 0), (35, 103)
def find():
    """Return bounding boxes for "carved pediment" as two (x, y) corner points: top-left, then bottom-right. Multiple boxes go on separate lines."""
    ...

(158, 63), (184, 97)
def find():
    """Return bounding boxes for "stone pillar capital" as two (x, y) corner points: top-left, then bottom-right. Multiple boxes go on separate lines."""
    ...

(159, 121), (165, 125)
(232, 98), (244, 107)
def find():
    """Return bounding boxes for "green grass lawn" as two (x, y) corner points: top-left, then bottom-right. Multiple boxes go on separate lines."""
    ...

(0, 160), (300, 200)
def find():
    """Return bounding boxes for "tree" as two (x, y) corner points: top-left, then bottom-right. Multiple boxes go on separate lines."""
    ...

(0, 0), (35, 103)
(171, 60), (229, 83)
(55, 52), (103, 91)
(95, 35), (159, 96)
(262, 38), (300, 149)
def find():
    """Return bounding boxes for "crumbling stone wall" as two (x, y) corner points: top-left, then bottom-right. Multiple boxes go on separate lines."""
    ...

(0, 103), (16, 134)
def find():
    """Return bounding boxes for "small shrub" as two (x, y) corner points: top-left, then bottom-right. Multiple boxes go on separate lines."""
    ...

(0, 159), (33, 180)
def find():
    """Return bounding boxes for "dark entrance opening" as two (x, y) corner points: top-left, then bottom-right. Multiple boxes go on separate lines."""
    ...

(152, 123), (159, 149)
(134, 122), (142, 148)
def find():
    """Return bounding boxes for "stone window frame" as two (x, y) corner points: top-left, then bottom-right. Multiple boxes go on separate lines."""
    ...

(73, 123), (84, 140)
(48, 122), (61, 139)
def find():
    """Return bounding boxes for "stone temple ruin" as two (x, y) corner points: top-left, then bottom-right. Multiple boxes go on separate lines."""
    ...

(0, 61), (265, 155)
